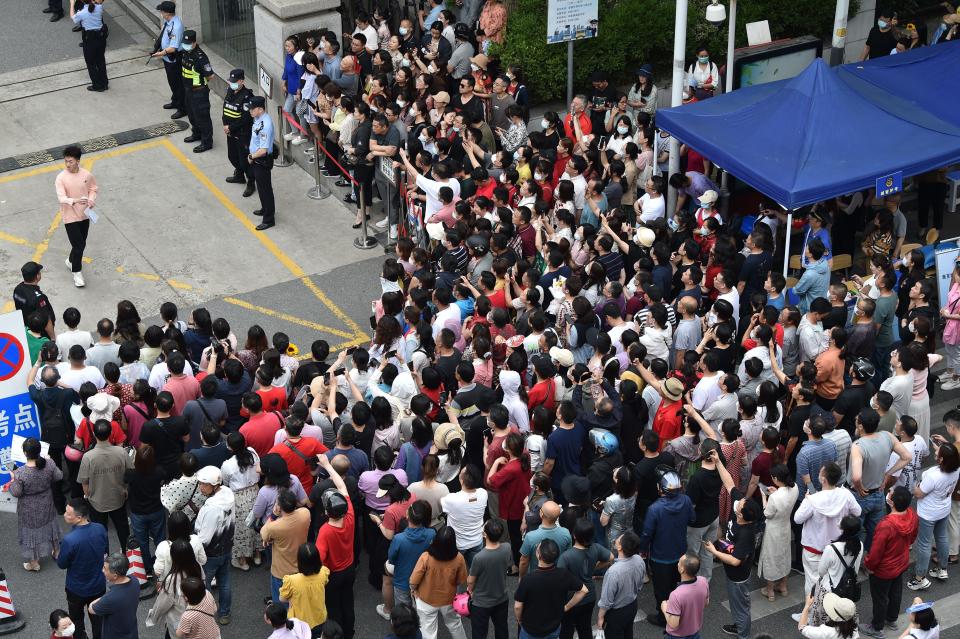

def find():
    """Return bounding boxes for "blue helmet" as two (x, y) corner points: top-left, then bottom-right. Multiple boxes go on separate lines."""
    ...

(589, 428), (619, 456)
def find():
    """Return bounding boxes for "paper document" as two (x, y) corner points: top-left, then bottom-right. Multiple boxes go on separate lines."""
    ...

(11, 434), (48, 465)
(85, 207), (99, 223)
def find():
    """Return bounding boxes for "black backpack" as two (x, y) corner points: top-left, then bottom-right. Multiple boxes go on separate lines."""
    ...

(829, 543), (861, 602)
(40, 391), (73, 447)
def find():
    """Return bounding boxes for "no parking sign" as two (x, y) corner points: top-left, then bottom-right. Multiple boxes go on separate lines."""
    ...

(0, 312), (41, 483)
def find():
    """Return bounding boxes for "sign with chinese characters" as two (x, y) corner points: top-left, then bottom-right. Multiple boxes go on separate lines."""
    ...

(547, 0), (599, 44)
(258, 64), (273, 100)
(875, 171), (902, 198)
(0, 312), (41, 483)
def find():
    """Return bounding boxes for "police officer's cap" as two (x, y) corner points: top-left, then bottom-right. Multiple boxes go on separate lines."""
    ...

(229, 68), (245, 81)
(156, 1), (176, 13)
(250, 96), (266, 109)
(182, 29), (197, 44)
(21, 261), (43, 281)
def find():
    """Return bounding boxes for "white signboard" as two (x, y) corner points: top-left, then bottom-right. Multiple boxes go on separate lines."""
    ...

(258, 64), (273, 100)
(0, 311), (42, 480)
(547, 0), (598, 44)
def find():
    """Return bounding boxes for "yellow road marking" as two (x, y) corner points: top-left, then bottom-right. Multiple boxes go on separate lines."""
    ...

(160, 138), (368, 341)
(0, 139), (164, 184)
(222, 297), (355, 339)
(32, 211), (62, 264)
(1, 302), (12, 313)
(0, 230), (92, 264)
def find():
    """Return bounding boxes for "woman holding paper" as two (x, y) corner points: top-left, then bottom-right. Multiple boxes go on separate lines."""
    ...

(54, 145), (99, 288)
(8, 437), (63, 572)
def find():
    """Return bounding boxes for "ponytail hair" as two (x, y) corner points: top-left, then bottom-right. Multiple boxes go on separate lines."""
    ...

(22, 437), (45, 469)
(770, 463), (794, 488)
(505, 432), (530, 473)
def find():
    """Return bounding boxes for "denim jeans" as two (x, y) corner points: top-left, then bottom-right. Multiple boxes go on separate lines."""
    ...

(726, 578), (751, 639)
(872, 342), (898, 388)
(129, 509), (166, 574)
(855, 490), (885, 553)
(915, 515), (950, 577)
(686, 518), (719, 580)
(270, 574), (287, 608)
(203, 553), (232, 617)
(462, 543), (484, 570)
(520, 627), (561, 639)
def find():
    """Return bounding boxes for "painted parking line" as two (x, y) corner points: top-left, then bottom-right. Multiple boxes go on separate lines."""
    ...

(160, 138), (369, 343)
(222, 297), (356, 340)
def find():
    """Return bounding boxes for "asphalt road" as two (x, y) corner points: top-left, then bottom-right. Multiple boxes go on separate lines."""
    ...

(3, 0), (135, 74)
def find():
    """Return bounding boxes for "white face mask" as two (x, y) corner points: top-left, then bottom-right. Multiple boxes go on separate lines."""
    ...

(228, 81), (239, 90)
(534, 172), (545, 181)
(499, 174), (508, 183)
(419, 134), (429, 143)
(616, 125), (629, 135)
(397, 99), (406, 108)
(541, 118), (550, 129)
(59, 625), (76, 637)
(399, 26), (409, 35)
(401, 58), (411, 67)
(181, 43), (195, 51)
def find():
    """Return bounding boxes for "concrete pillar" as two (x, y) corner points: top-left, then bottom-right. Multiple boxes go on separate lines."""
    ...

(254, 0), (341, 123)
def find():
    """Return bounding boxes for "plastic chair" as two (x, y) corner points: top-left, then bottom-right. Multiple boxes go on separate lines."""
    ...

(831, 254), (852, 272)
(926, 228), (939, 245)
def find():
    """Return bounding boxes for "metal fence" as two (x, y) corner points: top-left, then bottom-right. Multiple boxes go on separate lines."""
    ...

(200, 0), (257, 75)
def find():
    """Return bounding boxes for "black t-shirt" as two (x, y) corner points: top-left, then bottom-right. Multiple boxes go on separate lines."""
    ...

(633, 452), (675, 507)
(140, 416), (189, 477)
(865, 26), (897, 59)
(353, 422), (375, 460)
(786, 403), (812, 473)
(13, 282), (54, 328)
(452, 94), (485, 125)
(821, 305), (848, 332)
(686, 467), (722, 527)
(833, 382), (874, 437)
(461, 413), (487, 471)
(738, 251), (773, 304)
(435, 350), (463, 393)
(292, 360), (329, 390)
(586, 85), (617, 133)
(514, 566), (583, 636)
(124, 467), (166, 514)
(723, 519), (756, 582)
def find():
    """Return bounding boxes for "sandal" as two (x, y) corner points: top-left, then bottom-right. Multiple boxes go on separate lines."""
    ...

(764, 589), (775, 602)
(506, 567), (519, 577)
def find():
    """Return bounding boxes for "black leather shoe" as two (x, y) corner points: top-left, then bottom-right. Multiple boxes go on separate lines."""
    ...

(343, 194), (356, 204)
(335, 178), (351, 187)
(72, 24), (82, 32)
(162, 102), (177, 110)
(86, 86), (106, 92)
(252, 209), (263, 217)
(184, 134), (200, 143)
(242, 183), (256, 197)
(42, 7), (54, 13)
(50, 13), (63, 21)
(193, 144), (212, 153)
(170, 111), (186, 120)
(255, 222), (275, 231)
(225, 174), (245, 184)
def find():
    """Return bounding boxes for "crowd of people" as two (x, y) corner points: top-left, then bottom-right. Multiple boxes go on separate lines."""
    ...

(14, 2), (960, 639)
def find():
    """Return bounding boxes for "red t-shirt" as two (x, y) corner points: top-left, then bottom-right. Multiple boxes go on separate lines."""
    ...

(527, 378), (556, 412)
(487, 458), (532, 519)
(383, 494), (416, 533)
(653, 399), (683, 451)
(315, 498), (355, 572)
(256, 386), (288, 413)
(240, 411), (285, 457)
(76, 418), (126, 449)
(269, 437), (328, 493)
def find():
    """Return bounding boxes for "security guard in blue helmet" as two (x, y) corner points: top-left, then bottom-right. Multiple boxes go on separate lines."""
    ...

(180, 29), (214, 153)
(223, 68), (256, 197)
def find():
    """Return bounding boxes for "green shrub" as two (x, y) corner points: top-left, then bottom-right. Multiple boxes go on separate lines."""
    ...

(493, 0), (860, 102)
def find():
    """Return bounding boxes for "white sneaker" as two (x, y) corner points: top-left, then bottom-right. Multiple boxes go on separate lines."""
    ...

(374, 218), (389, 230)
(283, 132), (297, 141)
(929, 567), (948, 580)
(791, 613), (802, 622)
(72, 271), (85, 288)
(65, 257), (72, 270)
(907, 577), (931, 590)
(376, 604), (390, 620)
(303, 145), (315, 154)
(942, 377), (960, 390)
(291, 135), (306, 146)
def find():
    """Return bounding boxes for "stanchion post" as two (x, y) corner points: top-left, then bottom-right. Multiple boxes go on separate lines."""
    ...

(306, 138), (330, 200)
(354, 182), (378, 250)
(274, 106), (293, 168)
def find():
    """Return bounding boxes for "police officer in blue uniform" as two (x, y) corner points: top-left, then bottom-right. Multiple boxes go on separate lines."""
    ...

(180, 30), (214, 153)
(71, 0), (108, 92)
(248, 96), (277, 231)
(223, 69), (257, 198)
(151, 1), (186, 119)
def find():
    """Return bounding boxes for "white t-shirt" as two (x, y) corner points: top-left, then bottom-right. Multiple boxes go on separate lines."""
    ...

(441, 488), (488, 550)
(917, 466), (960, 521)
(56, 362), (105, 391)
(416, 174), (461, 221)
(148, 360), (196, 391)
(885, 436), (928, 491)
(691, 373), (723, 412)
(637, 193), (665, 224)
(56, 329), (94, 360)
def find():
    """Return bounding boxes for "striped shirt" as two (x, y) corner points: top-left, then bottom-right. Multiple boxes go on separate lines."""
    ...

(796, 438), (838, 500)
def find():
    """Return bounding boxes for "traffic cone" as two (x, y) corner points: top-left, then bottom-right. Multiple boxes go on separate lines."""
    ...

(126, 540), (157, 600)
(0, 569), (26, 634)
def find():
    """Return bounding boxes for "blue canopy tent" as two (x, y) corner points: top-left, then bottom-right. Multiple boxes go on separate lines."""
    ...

(656, 54), (960, 274)
(837, 40), (960, 128)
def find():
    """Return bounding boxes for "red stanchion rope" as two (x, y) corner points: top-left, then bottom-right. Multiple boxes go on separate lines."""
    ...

(281, 110), (359, 187)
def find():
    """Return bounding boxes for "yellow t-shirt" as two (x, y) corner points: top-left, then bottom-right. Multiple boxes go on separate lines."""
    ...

(280, 568), (330, 628)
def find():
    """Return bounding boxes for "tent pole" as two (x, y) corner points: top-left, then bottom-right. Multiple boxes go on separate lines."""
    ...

(719, 0), (736, 220)
(783, 211), (793, 277)
(667, 0), (688, 217)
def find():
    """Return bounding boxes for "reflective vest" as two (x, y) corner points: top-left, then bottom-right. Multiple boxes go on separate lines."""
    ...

(181, 54), (206, 88)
